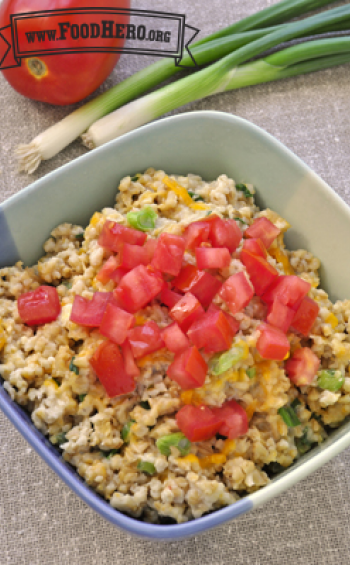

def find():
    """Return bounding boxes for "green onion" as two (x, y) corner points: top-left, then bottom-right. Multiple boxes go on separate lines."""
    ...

(62, 280), (72, 289)
(210, 344), (247, 376)
(206, 211), (213, 217)
(278, 405), (301, 427)
(156, 433), (191, 457)
(246, 368), (256, 379)
(78, 394), (87, 402)
(291, 398), (301, 410)
(234, 217), (248, 225)
(84, 10), (350, 146)
(131, 175), (140, 182)
(137, 460), (156, 475)
(53, 378), (61, 387)
(75, 232), (84, 241)
(52, 432), (67, 446)
(69, 357), (79, 375)
(121, 420), (135, 443)
(317, 369), (344, 392)
(101, 449), (120, 459)
(140, 400), (151, 410)
(126, 207), (157, 232)
(16, 0), (341, 172)
(188, 191), (205, 202)
(236, 184), (254, 198)
(295, 428), (313, 454)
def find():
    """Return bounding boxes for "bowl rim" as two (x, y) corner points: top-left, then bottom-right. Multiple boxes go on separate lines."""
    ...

(2, 109), (350, 540)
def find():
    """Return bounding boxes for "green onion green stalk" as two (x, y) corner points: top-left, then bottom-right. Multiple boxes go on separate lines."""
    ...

(16, 0), (341, 173)
(127, 207), (157, 231)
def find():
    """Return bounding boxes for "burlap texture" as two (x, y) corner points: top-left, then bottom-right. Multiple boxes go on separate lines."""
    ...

(1, 1), (350, 563)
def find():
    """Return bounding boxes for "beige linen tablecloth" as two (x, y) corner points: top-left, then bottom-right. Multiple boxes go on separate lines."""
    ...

(1, 1), (350, 563)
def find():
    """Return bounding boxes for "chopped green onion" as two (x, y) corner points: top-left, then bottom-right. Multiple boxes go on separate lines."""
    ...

(206, 211), (213, 217)
(126, 207), (157, 232)
(121, 420), (135, 443)
(78, 394), (87, 402)
(264, 461), (286, 475)
(317, 369), (344, 392)
(291, 398), (301, 410)
(188, 191), (205, 202)
(210, 344), (247, 376)
(75, 232), (84, 241)
(53, 378), (61, 387)
(52, 432), (67, 446)
(102, 449), (120, 459)
(62, 281), (72, 289)
(295, 428), (313, 454)
(246, 368), (256, 379)
(278, 405), (301, 427)
(234, 217), (248, 225)
(131, 175), (140, 182)
(140, 400), (151, 410)
(69, 357), (79, 375)
(137, 460), (156, 475)
(236, 184), (254, 198)
(156, 432), (191, 457)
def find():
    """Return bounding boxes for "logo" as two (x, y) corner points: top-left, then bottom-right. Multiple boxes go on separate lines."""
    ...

(0, 7), (200, 70)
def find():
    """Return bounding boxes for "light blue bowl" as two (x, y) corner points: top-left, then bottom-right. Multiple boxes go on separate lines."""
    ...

(1, 111), (350, 540)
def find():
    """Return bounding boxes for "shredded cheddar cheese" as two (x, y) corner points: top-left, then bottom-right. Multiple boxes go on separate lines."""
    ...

(268, 247), (295, 275)
(162, 176), (208, 211)
(325, 312), (338, 329)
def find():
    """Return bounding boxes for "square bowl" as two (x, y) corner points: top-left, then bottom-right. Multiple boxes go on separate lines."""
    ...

(1, 110), (350, 541)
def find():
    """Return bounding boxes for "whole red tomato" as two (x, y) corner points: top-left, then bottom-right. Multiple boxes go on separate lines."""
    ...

(0, 0), (130, 105)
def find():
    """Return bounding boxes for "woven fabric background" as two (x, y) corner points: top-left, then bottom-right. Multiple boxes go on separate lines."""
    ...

(1, 1), (350, 563)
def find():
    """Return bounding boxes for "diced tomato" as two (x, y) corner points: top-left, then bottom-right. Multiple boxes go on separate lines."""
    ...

(116, 243), (150, 271)
(188, 310), (237, 353)
(172, 265), (222, 308)
(256, 323), (290, 361)
(219, 271), (254, 314)
(98, 221), (146, 252)
(96, 256), (119, 285)
(266, 298), (295, 333)
(144, 238), (157, 262)
(160, 285), (182, 309)
(196, 247), (231, 270)
(127, 320), (164, 359)
(242, 238), (267, 259)
(261, 275), (311, 310)
(184, 221), (210, 250)
(114, 265), (164, 313)
(285, 347), (320, 386)
(208, 303), (241, 335)
(244, 217), (280, 249)
(290, 296), (320, 336)
(99, 302), (135, 344)
(17, 286), (61, 326)
(209, 216), (242, 253)
(211, 400), (248, 439)
(162, 322), (189, 354)
(70, 292), (112, 327)
(121, 340), (140, 378)
(168, 346), (207, 390)
(176, 405), (222, 442)
(240, 249), (279, 296)
(109, 267), (129, 285)
(169, 292), (205, 333)
(152, 233), (186, 276)
(90, 340), (135, 397)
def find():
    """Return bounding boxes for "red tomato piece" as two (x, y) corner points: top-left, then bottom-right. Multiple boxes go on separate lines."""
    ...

(285, 347), (320, 386)
(240, 249), (279, 296)
(261, 275), (311, 310)
(167, 346), (208, 390)
(114, 265), (164, 313)
(99, 302), (135, 345)
(17, 286), (61, 326)
(96, 256), (119, 285)
(70, 292), (112, 327)
(195, 247), (231, 270)
(172, 265), (222, 308)
(162, 323), (190, 354)
(160, 285), (182, 309)
(152, 233), (186, 276)
(127, 320), (164, 359)
(144, 238), (157, 262)
(184, 221), (211, 250)
(244, 217), (281, 249)
(176, 405), (222, 442)
(98, 221), (147, 253)
(242, 238), (267, 259)
(109, 267), (129, 285)
(188, 310), (237, 353)
(290, 297), (320, 337)
(90, 340), (135, 398)
(116, 243), (150, 271)
(209, 216), (242, 253)
(256, 323), (290, 361)
(207, 303), (241, 335)
(266, 299), (295, 333)
(170, 292), (205, 333)
(211, 400), (248, 439)
(219, 271), (254, 314)
(121, 340), (140, 378)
